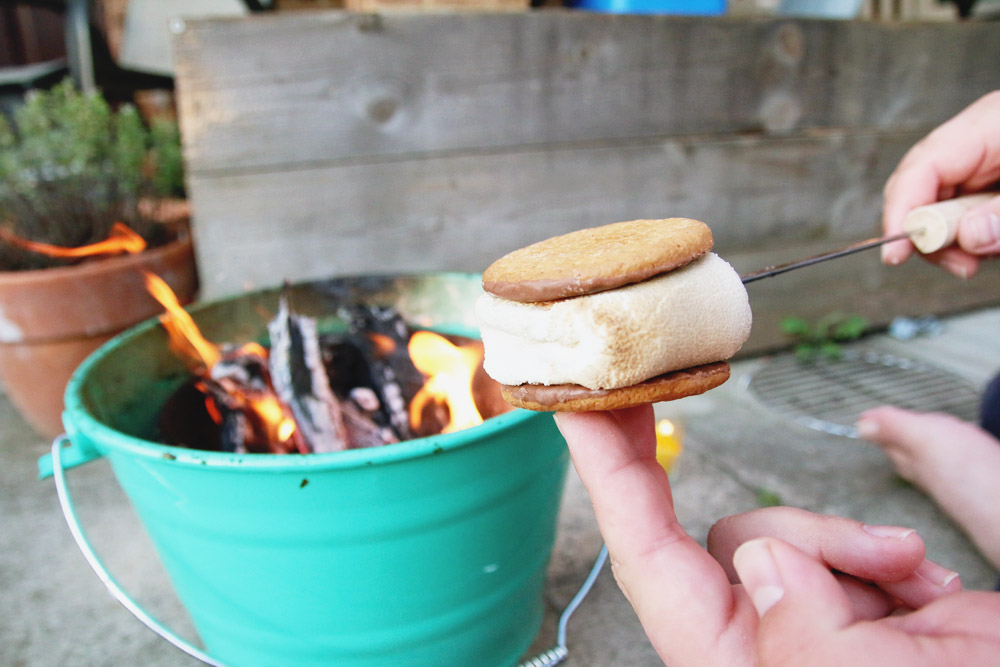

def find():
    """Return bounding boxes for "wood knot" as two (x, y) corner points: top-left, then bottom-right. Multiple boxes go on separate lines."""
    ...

(367, 97), (399, 125)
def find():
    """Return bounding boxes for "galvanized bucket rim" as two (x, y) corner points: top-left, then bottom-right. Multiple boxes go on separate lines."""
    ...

(62, 272), (545, 472)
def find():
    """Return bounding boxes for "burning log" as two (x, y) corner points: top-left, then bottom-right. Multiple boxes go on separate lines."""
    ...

(268, 295), (351, 453)
(319, 340), (403, 448)
(159, 344), (304, 455)
(334, 303), (425, 441)
(157, 290), (511, 454)
(203, 344), (302, 454)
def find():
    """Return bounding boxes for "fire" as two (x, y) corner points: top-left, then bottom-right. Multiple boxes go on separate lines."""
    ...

(0, 222), (146, 258)
(408, 331), (484, 433)
(144, 271), (220, 371)
(144, 272), (298, 451)
(245, 394), (298, 444)
(0, 221), (303, 450)
(368, 332), (397, 358)
(11, 222), (493, 450)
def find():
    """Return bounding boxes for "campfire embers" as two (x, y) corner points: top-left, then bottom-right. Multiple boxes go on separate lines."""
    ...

(158, 290), (509, 455)
(200, 345), (301, 454)
(331, 302), (425, 443)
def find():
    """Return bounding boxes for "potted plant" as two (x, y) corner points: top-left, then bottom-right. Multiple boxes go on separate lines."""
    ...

(0, 79), (199, 438)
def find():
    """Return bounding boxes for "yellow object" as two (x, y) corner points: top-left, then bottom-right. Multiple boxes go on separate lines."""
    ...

(655, 419), (683, 473)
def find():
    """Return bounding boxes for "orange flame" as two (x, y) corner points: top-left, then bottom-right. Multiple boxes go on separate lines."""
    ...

(149, 275), (298, 449)
(144, 271), (220, 371)
(368, 332), (397, 358)
(408, 331), (484, 433)
(0, 222), (146, 258)
(246, 393), (298, 444)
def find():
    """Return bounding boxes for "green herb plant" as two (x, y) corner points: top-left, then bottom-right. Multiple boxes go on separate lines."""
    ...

(780, 313), (869, 362)
(0, 79), (185, 270)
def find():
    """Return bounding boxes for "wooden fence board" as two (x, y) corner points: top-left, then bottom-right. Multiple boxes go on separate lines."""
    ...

(186, 128), (915, 290)
(174, 13), (1000, 171)
(174, 12), (1000, 351)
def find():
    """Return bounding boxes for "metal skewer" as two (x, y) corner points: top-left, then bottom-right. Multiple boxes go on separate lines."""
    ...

(740, 232), (910, 284)
(740, 193), (995, 284)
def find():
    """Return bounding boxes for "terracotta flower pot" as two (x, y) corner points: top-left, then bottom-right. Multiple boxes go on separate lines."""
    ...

(0, 236), (199, 438)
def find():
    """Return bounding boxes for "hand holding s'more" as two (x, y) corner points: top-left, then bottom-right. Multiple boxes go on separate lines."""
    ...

(475, 218), (752, 411)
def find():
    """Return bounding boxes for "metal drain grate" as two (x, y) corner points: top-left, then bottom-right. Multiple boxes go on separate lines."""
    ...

(744, 350), (982, 438)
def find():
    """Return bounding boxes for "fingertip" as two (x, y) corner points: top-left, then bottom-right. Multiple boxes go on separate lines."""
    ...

(881, 242), (910, 266)
(735, 537), (858, 638)
(856, 416), (879, 441)
(957, 207), (1000, 255)
(914, 559), (962, 592)
(937, 252), (978, 280)
(551, 411), (575, 438)
(880, 245), (896, 265)
(861, 524), (916, 541)
(553, 411), (612, 459)
(856, 406), (902, 442)
(553, 409), (604, 433)
(733, 539), (785, 617)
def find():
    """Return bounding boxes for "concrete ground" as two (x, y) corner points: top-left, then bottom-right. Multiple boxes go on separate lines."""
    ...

(3, 307), (999, 666)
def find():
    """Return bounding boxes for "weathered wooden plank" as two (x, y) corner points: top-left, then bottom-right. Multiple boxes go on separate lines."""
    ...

(176, 13), (1000, 352)
(186, 121), (1000, 352)
(173, 13), (1000, 172)
(187, 128), (915, 296)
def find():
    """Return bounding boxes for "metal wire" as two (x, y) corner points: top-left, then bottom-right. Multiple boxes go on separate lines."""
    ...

(50, 436), (228, 667)
(518, 543), (610, 667)
(745, 350), (981, 437)
(740, 233), (909, 284)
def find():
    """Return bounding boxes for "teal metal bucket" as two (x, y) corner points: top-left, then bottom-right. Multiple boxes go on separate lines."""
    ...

(41, 273), (569, 667)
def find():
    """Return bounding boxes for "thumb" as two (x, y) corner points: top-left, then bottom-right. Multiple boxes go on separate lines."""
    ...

(956, 195), (1000, 255)
(734, 538), (853, 663)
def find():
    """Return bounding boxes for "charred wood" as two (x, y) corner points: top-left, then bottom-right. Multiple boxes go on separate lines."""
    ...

(268, 294), (350, 453)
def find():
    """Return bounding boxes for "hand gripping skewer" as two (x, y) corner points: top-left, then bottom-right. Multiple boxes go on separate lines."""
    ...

(741, 194), (994, 284)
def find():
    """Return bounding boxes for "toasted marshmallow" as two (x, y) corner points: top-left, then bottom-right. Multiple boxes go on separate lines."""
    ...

(476, 253), (752, 390)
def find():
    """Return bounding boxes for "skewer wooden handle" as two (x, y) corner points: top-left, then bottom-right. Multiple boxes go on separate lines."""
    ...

(902, 193), (995, 254)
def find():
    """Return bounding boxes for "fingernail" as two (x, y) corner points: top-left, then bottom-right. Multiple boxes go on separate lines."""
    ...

(863, 524), (915, 540)
(856, 417), (879, 440)
(881, 245), (901, 266)
(939, 256), (971, 279)
(915, 559), (960, 589)
(964, 211), (1000, 250)
(734, 539), (785, 616)
(751, 584), (785, 617)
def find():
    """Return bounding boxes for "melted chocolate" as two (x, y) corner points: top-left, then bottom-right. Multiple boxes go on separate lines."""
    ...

(505, 362), (729, 407)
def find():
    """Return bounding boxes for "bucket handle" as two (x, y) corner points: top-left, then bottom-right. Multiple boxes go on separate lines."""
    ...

(37, 431), (104, 479)
(517, 543), (608, 667)
(48, 434), (227, 667)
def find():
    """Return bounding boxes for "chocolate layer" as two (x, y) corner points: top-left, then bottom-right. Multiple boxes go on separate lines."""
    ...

(500, 362), (731, 412)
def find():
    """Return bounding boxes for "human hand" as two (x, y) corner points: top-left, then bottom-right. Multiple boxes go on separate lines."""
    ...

(882, 90), (1000, 276)
(858, 406), (1000, 571)
(554, 405), (1000, 667)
